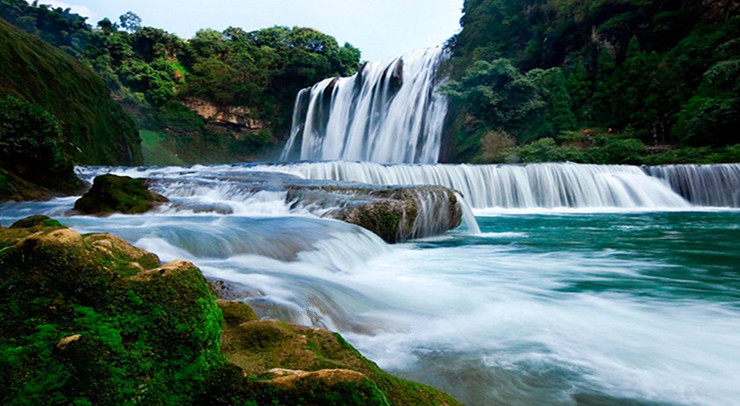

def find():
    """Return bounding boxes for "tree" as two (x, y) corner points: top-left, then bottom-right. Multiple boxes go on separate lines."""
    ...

(443, 58), (546, 142)
(0, 96), (76, 188)
(119, 11), (141, 33)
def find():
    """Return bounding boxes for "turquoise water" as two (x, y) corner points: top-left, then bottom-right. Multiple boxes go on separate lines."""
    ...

(385, 211), (740, 405)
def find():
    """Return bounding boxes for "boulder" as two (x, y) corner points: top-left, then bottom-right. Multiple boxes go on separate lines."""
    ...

(74, 174), (168, 215)
(287, 184), (463, 243)
(10, 214), (65, 229)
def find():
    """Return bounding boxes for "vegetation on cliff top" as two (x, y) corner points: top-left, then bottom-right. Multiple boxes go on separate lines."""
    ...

(443, 0), (740, 164)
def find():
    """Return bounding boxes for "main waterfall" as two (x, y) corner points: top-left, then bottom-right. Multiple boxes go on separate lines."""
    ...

(281, 48), (448, 163)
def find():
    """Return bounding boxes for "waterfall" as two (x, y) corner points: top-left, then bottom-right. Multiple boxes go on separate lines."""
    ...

(280, 48), (449, 164)
(251, 161), (693, 209)
(644, 164), (740, 207)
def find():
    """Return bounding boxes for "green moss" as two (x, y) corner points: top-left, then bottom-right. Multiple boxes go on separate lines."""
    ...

(9, 215), (65, 229)
(221, 320), (462, 406)
(0, 225), (224, 405)
(74, 174), (168, 215)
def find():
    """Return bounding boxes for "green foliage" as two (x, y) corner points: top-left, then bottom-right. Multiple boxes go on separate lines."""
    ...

(445, 0), (740, 163)
(444, 59), (546, 142)
(0, 96), (80, 192)
(0, 17), (141, 166)
(1, 1), (362, 164)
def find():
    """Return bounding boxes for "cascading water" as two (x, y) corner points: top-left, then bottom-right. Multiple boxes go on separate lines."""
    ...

(280, 48), (449, 164)
(645, 163), (740, 207)
(4, 161), (740, 406)
(250, 161), (697, 209)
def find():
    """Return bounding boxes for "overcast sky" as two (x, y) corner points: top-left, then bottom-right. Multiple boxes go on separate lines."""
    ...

(32, 0), (464, 62)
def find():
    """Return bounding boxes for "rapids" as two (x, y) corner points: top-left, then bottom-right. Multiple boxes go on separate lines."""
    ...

(3, 161), (740, 406)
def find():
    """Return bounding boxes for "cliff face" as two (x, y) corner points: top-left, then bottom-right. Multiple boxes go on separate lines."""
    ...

(181, 98), (266, 131)
(0, 18), (141, 167)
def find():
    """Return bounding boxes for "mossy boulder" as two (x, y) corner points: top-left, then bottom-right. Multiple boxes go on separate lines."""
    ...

(9, 215), (64, 229)
(0, 220), (222, 405)
(219, 313), (462, 406)
(74, 174), (168, 215)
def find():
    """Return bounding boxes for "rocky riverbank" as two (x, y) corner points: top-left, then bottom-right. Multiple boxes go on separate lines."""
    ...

(0, 216), (462, 405)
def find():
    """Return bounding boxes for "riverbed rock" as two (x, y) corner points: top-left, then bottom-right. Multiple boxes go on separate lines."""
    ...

(74, 174), (168, 215)
(287, 184), (463, 243)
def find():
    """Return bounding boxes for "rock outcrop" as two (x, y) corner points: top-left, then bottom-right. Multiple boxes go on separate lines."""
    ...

(181, 97), (265, 130)
(74, 174), (169, 215)
(287, 184), (463, 243)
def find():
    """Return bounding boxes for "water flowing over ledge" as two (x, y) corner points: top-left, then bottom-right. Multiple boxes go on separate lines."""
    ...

(645, 163), (740, 207)
(77, 162), (740, 211)
(281, 48), (449, 164)
(247, 161), (740, 209)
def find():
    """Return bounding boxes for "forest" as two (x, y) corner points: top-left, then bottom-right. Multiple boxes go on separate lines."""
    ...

(0, 0), (361, 165)
(443, 0), (740, 164)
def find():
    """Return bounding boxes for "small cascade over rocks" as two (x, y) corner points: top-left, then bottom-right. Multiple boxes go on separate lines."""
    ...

(644, 164), (740, 207)
(281, 48), (449, 164)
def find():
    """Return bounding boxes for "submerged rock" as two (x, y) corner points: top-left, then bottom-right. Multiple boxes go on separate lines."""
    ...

(74, 174), (168, 215)
(287, 184), (463, 243)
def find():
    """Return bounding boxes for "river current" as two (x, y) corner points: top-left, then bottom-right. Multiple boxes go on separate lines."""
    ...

(1, 162), (739, 406)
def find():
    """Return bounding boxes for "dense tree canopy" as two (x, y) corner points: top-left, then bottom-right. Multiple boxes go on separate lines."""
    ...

(0, 0), (361, 161)
(444, 0), (740, 164)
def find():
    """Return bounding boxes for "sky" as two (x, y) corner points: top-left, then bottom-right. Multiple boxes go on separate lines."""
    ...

(32, 0), (464, 62)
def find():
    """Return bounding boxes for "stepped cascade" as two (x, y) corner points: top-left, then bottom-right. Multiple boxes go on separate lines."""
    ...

(281, 48), (449, 164)
(250, 161), (740, 209)
(645, 164), (740, 207)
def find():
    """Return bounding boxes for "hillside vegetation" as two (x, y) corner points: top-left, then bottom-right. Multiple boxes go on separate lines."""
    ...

(0, 0), (361, 164)
(443, 0), (740, 164)
(0, 18), (140, 166)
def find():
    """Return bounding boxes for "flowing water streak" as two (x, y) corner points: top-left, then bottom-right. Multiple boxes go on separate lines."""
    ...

(645, 163), (740, 207)
(280, 48), (449, 163)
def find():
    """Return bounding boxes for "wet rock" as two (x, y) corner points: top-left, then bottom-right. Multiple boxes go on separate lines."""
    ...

(221, 319), (463, 406)
(287, 184), (463, 243)
(217, 299), (258, 327)
(74, 174), (168, 215)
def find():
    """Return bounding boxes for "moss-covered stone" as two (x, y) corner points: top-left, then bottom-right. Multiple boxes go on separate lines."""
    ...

(217, 299), (259, 327)
(74, 174), (169, 215)
(9, 215), (65, 229)
(221, 319), (463, 406)
(0, 220), (222, 405)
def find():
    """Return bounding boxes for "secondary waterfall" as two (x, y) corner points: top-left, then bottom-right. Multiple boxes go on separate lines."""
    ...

(281, 48), (449, 163)
(645, 164), (740, 207)
(249, 161), (740, 209)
